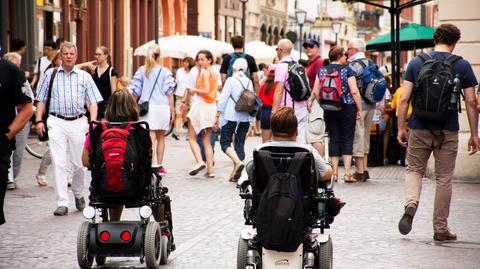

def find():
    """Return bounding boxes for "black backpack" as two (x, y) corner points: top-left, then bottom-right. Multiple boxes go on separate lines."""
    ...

(89, 122), (151, 203)
(412, 53), (462, 123)
(255, 151), (307, 252)
(286, 61), (311, 102)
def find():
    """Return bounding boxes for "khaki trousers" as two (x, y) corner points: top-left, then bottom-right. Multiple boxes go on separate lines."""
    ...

(404, 129), (458, 233)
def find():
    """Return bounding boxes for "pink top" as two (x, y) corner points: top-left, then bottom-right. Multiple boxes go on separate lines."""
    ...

(274, 55), (307, 109)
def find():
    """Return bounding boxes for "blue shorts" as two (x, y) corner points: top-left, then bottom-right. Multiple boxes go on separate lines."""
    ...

(260, 106), (272, 129)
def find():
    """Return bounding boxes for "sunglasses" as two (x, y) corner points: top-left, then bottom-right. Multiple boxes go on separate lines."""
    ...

(275, 48), (281, 52)
(303, 44), (315, 49)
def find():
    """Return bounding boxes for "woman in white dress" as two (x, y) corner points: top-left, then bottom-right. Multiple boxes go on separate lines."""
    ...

(130, 45), (175, 174)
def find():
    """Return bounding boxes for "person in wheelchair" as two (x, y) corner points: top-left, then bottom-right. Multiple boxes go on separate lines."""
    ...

(237, 107), (344, 269)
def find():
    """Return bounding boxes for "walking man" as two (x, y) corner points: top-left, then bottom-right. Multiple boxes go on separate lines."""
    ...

(397, 24), (479, 240)
(0, 47), (34, 225)
(347, 38), (376, 181)
(272, 39), (309, 143)
(35, 42), (103, 216)
(303, 38), (326, 156)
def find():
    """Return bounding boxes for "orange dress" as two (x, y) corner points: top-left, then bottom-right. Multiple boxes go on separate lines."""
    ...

(187, 68), (218, 134)
(195, 68), (218, 103)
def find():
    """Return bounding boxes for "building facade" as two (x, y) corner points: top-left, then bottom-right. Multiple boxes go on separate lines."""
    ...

(0, 0), (187, 78)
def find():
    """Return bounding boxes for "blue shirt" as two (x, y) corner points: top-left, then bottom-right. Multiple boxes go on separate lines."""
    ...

(130, 66), (175, 106)
(217, 72), (253, 127)
(317, 64), (356, 105)
(404, 51), (478, 131)
(36, 66), (103, 117)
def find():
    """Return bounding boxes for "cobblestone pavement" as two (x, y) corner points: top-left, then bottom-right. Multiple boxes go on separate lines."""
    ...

(1, 135), (479, 269)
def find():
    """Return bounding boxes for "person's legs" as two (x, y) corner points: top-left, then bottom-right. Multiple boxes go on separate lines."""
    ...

(37, 148), (52, 176)
(188, 122), (203, 165)
(362, 108), (376, 174)
(12, 121), (31, 180)
(324, 110), (341, 180)
(352, 111), (366, 174)
(294, 107), (308, 144)
(197, 131), (206, 162)
(399, 129), (433, 235)
(66, 118), (87, 203)
(220, 121), (241, 180)
(340, 105), (357, 182)
(260, 106), (272, 143)
(47, 117), (70, 208)
(432, 131), (458, 234)
(0, 136), (14, 225)
(154, 130), (166, 166)
(233, 122), (249, 161)
(202, 128), (214, 174)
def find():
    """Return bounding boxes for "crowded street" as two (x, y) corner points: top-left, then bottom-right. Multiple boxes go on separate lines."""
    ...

(1, 135), (479, 269)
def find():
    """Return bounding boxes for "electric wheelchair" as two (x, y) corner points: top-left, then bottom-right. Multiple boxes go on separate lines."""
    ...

(77, 121), (174, 269)
(237, 145), (343, 269)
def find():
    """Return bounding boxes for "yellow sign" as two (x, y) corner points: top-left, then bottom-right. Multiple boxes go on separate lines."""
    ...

(36, 0), (44, 6)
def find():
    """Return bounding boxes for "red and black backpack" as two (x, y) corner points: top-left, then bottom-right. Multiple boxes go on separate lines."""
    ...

(89, 121), (151, 202)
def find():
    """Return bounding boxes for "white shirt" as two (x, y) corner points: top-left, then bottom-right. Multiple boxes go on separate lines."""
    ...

(174, 68), (191, 97)
(36, 56), (52, 81)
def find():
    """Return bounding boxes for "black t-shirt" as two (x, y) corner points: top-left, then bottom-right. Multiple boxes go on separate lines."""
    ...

(0, 59), (32, 131)
(92, 66), (118, 102)
(404, 51), (478, 131)
(220, 52), (259, 81)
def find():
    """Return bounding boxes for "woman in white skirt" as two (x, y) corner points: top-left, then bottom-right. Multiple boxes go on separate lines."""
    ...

(130, 44), (175, 174)
(182, 50), (218, 177)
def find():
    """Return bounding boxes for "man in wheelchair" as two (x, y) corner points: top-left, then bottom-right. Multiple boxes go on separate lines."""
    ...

(237, 107), (344, 269)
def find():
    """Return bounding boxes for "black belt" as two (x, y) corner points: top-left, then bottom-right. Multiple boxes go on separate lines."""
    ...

(49, 113), (84, 121)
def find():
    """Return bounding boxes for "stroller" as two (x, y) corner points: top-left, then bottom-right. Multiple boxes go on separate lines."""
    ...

(237, 145), (343, 269)
(76, 121), (174, 269)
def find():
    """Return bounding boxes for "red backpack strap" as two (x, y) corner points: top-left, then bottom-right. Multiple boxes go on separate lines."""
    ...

(100, 121), (110, 131)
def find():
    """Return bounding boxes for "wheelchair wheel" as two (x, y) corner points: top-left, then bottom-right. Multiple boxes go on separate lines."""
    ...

(237, 235), (249, 269)
(77, 221), (94, 269)
(160, 235), (169, 265)
(144, 222), (162, 269)
(318, 237), (333, 269)
(95, 256), (106, 266)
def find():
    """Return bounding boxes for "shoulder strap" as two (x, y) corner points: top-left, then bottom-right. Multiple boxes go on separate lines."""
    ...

(286, 152), (308, 175)
(258, 150), (278, 176)
(234, 76), (248, 91)
(109, 66), (113, 80)
(45, 68), (58, 115)
(146, 67), (162, 102)
(100, 121), (109, 131)
(446, 54), (462, 66)
(418, 53), (431, 63)
(353, 59), (367, 69)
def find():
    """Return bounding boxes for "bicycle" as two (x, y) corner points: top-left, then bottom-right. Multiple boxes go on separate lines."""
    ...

(25, 125), (49, 159)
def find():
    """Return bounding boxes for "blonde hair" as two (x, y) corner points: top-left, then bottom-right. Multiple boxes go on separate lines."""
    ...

(60, 41), (78, 53)
(145, 44), (161, 78)
(97, 46), (112, 65)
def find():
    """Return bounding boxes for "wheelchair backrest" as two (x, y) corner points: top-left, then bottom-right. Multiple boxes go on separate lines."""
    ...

(252, 146), (317, 196)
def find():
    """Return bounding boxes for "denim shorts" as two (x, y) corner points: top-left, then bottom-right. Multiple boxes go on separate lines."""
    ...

(260, 106), (272, 129)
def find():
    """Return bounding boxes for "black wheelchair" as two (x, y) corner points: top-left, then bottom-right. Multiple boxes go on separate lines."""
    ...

(77, 121), (174, 269)
(237, 146), (343, 269)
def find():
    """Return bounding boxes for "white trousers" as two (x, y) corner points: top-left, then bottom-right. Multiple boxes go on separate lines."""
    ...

(294, 107), (308, 144)
(47, 116), (88, 207)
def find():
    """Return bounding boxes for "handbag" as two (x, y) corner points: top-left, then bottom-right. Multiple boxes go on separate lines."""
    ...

(139, 68), (162, 116)
(39, 68), (58, 142)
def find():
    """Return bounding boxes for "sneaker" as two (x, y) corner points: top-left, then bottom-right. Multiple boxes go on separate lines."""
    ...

(188, 164), (206, 176)
(158, 166), (166, 175)
(6, 181), (16, 190)
(398, 204), (417, 235)
(75, 197), (86, 211)
(53, 206), (69, 216)
(433, 230), (457, 241)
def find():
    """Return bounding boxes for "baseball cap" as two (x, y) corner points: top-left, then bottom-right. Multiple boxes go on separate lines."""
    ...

(267, 65), (276, 75)
(303, 38), (320, 48)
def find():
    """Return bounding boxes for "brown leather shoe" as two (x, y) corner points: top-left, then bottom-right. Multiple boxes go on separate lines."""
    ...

(352, 172), (365, 182)
(364, 170), (370, 180)
(434, 230), (457, 241)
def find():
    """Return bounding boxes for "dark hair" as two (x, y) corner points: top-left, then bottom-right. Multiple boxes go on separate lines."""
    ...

(328, 46), (345, 62)
(11, 38), (26, 51)
(322, 58), (331, 66)
(433, 24), (461, 46)
(231, 35), (245, 49)
(44, 40), (58, 50)
(258, 63), (267, 70)
(183, 57), (195, 70)
(105, 88), (139, 122)
(196, 49), (214, 65)
(271, 107), (298, 138)
(298, 59), (308, 67)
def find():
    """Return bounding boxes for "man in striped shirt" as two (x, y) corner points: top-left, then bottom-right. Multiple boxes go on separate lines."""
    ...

(35, 42), (103, 216)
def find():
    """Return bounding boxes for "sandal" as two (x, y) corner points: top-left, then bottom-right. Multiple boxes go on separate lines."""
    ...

(332, 173), (338, 182)
(344, 174), (357, 183)
(36, 174), (48, 187)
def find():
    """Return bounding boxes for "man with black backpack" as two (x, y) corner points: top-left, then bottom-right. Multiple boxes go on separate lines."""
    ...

(272, 39), (311, 143)
(220, 35), (259, 93)
(397, 24), (479, 241)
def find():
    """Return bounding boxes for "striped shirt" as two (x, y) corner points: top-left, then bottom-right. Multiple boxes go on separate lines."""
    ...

(36, 65), (103, 117)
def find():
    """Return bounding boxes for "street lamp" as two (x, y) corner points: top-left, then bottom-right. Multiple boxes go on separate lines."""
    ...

(332, 20), (341, 45)
(240, 0), (248, 39)
(295, 9), (307, 60)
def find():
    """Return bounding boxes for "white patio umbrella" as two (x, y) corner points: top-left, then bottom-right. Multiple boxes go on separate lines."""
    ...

(134, 35), (234, 58)
(245, 41), (307, 63)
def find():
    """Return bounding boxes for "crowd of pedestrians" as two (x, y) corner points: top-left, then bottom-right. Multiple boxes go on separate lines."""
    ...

(1, 24), (479, 244)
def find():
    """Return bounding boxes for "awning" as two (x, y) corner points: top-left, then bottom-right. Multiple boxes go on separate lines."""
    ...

(366, 23), (435, 51)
